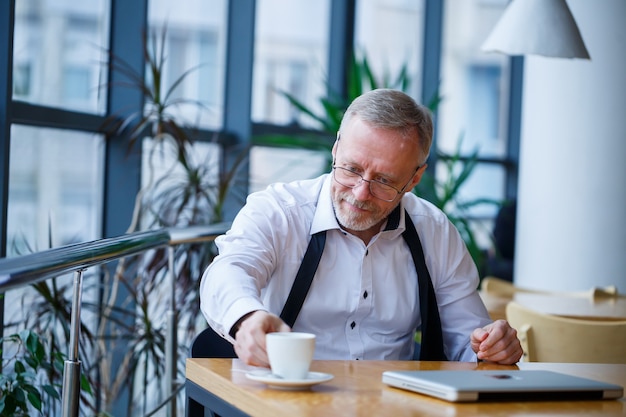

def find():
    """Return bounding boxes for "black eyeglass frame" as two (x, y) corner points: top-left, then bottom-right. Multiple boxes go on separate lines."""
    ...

(331, 165), (421, 202)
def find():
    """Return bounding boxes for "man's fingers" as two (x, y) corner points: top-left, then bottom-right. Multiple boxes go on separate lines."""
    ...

(475, 320), (523, 365)
(234, 311), (290, 367)
(234, 328), (270, 367)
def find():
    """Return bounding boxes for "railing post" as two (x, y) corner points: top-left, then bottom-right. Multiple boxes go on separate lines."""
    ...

(61, 269), (84, 417)
(165, 245), (177, 417)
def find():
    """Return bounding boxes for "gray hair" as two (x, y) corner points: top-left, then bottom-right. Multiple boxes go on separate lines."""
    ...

(339, 89), (433, 166)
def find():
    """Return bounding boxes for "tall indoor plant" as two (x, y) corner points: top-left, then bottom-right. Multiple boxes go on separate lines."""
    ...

(95, 26), (247, 415)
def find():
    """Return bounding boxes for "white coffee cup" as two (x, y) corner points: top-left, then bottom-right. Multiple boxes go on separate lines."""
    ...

(266, 332), (316, 380)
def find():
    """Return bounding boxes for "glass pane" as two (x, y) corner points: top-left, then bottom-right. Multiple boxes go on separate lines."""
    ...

(249, 146), (328, 193)
(252, 0), (331, 127)
(454, 162), (505, 218)
(13, 0), (110, 113)
(7, 125), (104, 255)
(438, 0), (510, 158)
(354, 0), (426, 101)
(148, 0), (228, 129)
(434, 161), (505, 249)
(141, 138), (223, 225)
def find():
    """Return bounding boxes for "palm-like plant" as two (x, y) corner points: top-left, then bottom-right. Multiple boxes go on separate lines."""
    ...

(416, 137), (499, 268)
(96, 26), (247, 414)
(103, 27), (207, 162)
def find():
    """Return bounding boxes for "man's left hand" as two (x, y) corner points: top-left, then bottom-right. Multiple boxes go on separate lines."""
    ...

(471, 320), (523, 365)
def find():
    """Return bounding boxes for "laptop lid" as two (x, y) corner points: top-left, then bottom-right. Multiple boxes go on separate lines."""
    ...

(381, 370), (624, 402)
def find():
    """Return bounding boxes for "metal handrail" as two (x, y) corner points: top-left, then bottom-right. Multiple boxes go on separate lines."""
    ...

(0, 230), (170, 292)
(0, 223), (231, 417)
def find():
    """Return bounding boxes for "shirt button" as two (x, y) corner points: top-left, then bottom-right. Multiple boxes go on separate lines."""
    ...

(350, 321), (356, 329)
(363, 290), (368, 299)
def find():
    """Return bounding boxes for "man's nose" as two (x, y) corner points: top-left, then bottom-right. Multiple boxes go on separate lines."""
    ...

(351, 178), (373, 199)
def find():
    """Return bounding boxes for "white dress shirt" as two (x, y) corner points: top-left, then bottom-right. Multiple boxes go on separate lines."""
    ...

(200, 174), (491, 361)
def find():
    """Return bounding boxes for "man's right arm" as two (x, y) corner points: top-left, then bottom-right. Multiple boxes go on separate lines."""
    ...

(198, 188), (291, 343)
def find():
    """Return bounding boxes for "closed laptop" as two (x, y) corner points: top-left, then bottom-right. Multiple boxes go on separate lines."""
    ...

(382, 370), (624, 402)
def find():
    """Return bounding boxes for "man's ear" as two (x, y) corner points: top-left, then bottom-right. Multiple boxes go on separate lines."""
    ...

(405, 163), (428, 193)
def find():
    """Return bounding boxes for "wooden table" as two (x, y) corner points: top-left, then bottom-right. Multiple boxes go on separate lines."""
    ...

(186, 359), (626, 417)
(479, 291), (626, 322)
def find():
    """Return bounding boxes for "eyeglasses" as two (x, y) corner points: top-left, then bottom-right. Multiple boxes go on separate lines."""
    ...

(332, 166), (416, 202)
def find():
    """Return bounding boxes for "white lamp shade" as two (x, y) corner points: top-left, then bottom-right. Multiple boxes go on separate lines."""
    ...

(481, 0), (590, 59)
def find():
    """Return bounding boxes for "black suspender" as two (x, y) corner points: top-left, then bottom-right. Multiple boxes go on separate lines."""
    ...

(279, 209), (447, 361)
(279, 230), (327, 328)
(401, 212), (447, 360)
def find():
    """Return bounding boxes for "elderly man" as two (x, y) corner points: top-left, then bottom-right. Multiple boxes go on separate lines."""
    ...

(200, 88), (522, 367)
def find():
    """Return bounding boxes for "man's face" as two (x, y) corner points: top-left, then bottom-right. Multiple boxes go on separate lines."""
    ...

(330, 117), (425, 237)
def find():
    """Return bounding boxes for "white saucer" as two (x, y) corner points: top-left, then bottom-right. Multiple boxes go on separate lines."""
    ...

(245, 370), (334, 390)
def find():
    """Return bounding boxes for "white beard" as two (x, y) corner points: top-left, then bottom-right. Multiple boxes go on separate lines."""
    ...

(332, 192), (395, 232)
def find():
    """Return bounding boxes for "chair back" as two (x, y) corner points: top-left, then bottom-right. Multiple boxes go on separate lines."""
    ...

(480, 276), (542, 297)
(506, 301), (626, 364)
(190, 326), (237, 358)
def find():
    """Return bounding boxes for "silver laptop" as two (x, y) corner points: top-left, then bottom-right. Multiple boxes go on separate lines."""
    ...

(382, 370), (624, 402)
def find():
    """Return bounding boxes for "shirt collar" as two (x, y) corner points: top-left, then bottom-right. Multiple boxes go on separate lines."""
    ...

(310, 174), (342, 235)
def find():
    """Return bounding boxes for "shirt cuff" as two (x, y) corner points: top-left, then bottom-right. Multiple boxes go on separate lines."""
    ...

(222, 298), (267, 341)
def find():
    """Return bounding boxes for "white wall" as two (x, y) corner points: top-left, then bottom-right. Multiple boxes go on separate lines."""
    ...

(515, 0), (626, 291)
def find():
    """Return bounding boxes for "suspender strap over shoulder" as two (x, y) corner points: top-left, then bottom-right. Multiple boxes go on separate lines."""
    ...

(279, 230), (327, 328)
(401, 210), (447, 361)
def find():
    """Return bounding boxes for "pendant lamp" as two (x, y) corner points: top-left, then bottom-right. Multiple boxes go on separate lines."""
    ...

(481, 0), (590, 60)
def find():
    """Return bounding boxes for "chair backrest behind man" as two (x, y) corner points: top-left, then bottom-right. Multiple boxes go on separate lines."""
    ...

(190, 326), (237, 358)
(506, 301), (626, 364)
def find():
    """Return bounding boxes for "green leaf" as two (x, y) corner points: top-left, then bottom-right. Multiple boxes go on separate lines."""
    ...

(27, 390), (42, 411)
(25, 331), (40, 355)
(14, 360), (26, 374)
(80, 374), (93, 395)
(43, 384), (61, 400)
(13, 387), (26, 404)
(24, 356), (38, 370)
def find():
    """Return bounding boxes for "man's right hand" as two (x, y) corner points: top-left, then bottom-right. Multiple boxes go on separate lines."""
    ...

(233, 310), (291, 367)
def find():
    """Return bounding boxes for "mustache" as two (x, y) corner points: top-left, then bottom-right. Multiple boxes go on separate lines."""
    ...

(342, 194), (375, 211)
